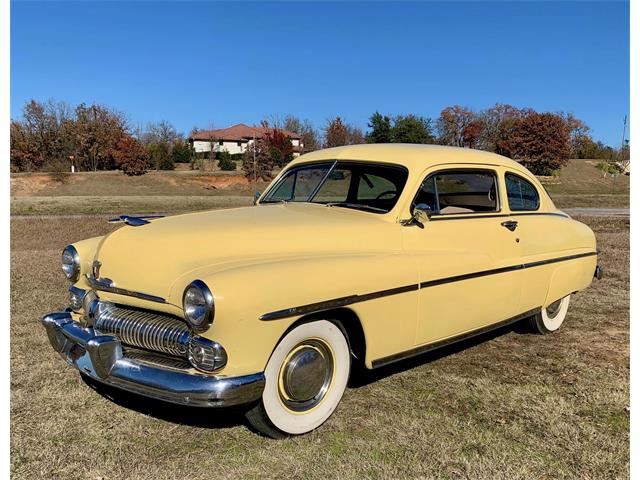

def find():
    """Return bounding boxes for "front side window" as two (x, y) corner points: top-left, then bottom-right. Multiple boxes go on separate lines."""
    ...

(505, 173), (540, 211)
(413, 170), (498, 215)
(261, 161), (408, 213)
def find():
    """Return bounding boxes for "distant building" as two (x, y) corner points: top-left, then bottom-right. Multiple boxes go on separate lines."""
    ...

(189, 123), (303, 157)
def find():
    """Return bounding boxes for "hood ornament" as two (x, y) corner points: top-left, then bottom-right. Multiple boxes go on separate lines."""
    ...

(108, 215), (164, 227)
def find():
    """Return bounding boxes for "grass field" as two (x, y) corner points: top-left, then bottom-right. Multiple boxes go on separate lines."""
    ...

(10, 215), (629, 479)
(10, 159), (630, 215)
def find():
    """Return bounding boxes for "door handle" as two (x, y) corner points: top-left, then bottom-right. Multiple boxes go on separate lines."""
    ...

(501, 220), (518, 232)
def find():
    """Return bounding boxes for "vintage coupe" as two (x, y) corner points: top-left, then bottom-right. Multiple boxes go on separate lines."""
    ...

(42, 144), (601, 438)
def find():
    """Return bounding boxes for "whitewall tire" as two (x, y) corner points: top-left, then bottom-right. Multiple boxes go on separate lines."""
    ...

(528, 295), (571, 334)
(246, 320), (351, 438)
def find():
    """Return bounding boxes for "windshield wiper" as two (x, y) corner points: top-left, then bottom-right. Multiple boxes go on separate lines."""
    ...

(260, 199), (291, 204)
(325, 202), (387, 213)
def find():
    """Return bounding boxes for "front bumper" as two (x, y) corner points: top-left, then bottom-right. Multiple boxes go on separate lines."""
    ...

(41, 311), (265, 408)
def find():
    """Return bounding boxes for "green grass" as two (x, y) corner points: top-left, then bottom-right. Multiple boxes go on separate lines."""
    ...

(10, 215), (629, 479)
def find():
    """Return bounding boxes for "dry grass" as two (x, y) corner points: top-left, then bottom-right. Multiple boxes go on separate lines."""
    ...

(544, 160), (629, 208)
(10, 215), (628, 479)
(10, 195), (254, 215)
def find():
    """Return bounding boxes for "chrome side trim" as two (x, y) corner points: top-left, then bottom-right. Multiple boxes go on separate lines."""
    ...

(41, 312), (265, 408)
(371, 307), (541, 368)
(86, 275), (166, 304)
(260, 251), (597, 321)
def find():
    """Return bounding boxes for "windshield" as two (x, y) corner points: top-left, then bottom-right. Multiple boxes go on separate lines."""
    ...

(261, 161), (408, 213)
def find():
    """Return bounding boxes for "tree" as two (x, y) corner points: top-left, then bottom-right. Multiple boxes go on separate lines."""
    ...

(561, 112), (591, 157)
(476, 104), (530, 154)
(147, 141), (174, 170)
(366, 112), (393, 143)
(217, 149), (236, 171)
(392, 115), (434, 144)
(10, 120), (40, 171)
(113, 135), (150, 176)
(264, 128), (294, 167)
(347, 125), (365, 145)
(283, 115), (320, 152)
(171, 139), (194, 164)
(243, 138), (274, 181)
(436, 106), (476, 147)
(324, 117), (349, 147)
(73, 103), (128, 171)
(142, 120), (179, 146)
(501, 112), (571, 174)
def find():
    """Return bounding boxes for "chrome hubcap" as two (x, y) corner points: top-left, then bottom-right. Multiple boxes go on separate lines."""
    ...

(546, 299), (563, 319)
(279, 339), (334, 412)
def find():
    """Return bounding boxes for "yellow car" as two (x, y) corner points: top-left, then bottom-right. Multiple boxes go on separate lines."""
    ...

(42, 144), (601, 438)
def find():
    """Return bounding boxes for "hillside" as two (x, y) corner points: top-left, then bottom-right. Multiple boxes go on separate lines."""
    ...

(10, 159), (629, 215)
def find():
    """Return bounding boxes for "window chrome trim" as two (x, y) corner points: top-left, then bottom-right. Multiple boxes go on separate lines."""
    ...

(260, 159), (409, 211)
(504, 171), (541, 212)
(410, 167), (502, 217)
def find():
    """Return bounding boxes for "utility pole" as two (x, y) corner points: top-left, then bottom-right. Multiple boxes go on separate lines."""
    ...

(253, 131), (257, 198)
(620, 115), (627, 154)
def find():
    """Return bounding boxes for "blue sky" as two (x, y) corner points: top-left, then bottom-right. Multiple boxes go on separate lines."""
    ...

(11, 1), (629, 145)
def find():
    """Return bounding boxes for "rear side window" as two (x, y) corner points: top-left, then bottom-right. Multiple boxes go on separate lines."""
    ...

(505, 173), (540, 211)
(413, 170), (498, 214)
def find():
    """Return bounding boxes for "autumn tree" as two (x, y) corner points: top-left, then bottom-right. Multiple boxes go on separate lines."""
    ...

(113, 135), (150, 175)
(324, 117), (349, 147)
(282, 115), (320, 152)
(501, 112), (571, 174)
(436, 106), (476, 147)
(73, 103), (128, 171)
(476, 104), (530, 154)
(264, 128), (294, 167)
(243, 137), (274, 181)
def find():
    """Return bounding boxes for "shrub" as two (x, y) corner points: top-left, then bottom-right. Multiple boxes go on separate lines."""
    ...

(217, 150), (236, 171)
(114, 136), (150, 176)
(47, 159), (71, 183)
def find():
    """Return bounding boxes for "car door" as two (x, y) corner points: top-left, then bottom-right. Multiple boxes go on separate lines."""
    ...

(401, 166), (524, 346)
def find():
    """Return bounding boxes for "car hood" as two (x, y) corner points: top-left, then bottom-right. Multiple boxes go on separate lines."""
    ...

(93, 203), (398, 306)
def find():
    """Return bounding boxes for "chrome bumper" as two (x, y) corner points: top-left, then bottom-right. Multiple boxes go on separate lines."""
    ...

(41, 311), (265, 408)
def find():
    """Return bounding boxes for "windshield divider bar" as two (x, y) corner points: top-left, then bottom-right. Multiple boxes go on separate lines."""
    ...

(307, 160), (338, 202)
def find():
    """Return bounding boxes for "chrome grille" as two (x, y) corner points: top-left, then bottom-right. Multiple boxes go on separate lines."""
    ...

(94, 303), (190, 357)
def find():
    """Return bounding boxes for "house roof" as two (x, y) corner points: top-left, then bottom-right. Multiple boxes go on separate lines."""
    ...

(189, 123), (302, 141)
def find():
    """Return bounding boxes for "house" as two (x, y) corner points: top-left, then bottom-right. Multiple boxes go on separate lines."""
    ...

(189, 123), (304, 157)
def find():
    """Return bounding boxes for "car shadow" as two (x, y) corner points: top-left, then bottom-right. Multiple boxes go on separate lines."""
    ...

(80, 321), (527, 428)
(80, 374), (248, 429)
(348, 322), (524, 388)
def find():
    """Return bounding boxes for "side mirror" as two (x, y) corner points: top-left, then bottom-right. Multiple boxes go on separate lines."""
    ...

(253, 191), (261, 205)
(402, 203), (432, 229)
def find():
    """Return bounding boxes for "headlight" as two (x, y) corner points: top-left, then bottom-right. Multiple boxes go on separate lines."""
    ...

(61, 245), (80, 282)
(182, 280), (214, 332)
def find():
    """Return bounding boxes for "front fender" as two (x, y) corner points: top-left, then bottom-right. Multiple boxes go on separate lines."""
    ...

(180, 253), (420, 376)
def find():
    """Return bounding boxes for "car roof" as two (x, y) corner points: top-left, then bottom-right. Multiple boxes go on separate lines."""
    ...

(288, 144), (524, 172)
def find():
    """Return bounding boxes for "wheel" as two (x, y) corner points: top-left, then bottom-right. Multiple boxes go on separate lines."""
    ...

(527, 295), (571, 334)
(245, 320), (350, 438)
